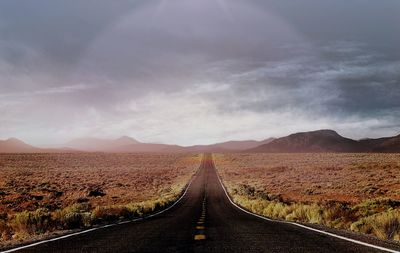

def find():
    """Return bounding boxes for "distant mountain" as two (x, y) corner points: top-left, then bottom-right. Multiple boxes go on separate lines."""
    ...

(0, 138), (72, 153)
(114, 136), (141, 146)
(0, 138), (42, 153)
(248, 130), (368, 153)
(4, 131), (399, 154)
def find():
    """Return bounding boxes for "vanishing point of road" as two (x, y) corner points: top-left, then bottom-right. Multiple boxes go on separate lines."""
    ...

(4, 154), (400, 253)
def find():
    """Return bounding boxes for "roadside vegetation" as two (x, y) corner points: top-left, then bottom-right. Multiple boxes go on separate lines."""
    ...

(0, 153), (200, 245)
(214, 153), (400, 241)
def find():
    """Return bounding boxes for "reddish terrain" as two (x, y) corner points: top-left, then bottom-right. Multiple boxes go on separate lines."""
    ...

(0, 153), (200, 215)
(215, 153), (400, 203)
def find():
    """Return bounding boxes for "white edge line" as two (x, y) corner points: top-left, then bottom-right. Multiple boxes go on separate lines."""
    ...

(212, 158), (400, 253)
(1, 166), (200, 253)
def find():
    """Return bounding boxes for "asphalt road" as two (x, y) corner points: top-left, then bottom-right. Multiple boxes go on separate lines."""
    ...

(6, 154), (399, 253)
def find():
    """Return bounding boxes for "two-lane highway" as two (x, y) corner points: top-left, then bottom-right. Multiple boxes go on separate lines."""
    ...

(4, 154), (399, 253)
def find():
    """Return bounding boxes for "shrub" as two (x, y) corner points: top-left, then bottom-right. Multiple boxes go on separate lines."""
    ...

(263, 201), (288, 219)
(11, 208), (52, 236)
(361, 210), (400, 240)
(352, 199), (400, 218)
(53, 211), (91, 229)
(0, 219), (12, 241)
(350, 219), (373, 234)
(350, 209), (400, 240)
(125, 204), (143, 217)
(53, 203), (92, 229)
(91, 205), (131, 223)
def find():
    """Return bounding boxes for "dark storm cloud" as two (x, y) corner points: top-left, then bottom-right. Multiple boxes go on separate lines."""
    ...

(0, 0), (399, 144)
(0, 0), (146, 65)
(0, 0), (149, 94)
(256, 0), (400, 52)
(206, 41), (400, 115)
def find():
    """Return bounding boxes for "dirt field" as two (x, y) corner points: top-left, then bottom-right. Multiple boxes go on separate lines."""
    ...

(214, 153), (400, 203)
(214, 153), (400, 241)
(0, 153), (200, 242)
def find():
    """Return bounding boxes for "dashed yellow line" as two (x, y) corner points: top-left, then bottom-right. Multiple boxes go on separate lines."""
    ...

(194, 234), (206, 240)
(194, 196), (207, 241)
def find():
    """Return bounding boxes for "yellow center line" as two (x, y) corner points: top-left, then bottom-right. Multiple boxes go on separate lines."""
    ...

(194, 234), (206, 240)
(194, 195), (207, 241)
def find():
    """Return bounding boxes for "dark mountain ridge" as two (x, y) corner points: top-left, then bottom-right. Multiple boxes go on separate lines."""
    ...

(248, 129), (400, 153)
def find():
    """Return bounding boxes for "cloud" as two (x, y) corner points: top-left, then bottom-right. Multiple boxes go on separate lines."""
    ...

(0, 84), (92, 98)
(0, 1), (399, 145)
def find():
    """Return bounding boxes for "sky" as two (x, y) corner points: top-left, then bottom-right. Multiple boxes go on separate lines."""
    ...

(0, 0), (399, 146)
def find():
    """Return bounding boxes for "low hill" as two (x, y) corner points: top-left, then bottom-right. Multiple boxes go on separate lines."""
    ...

(360, 134), (400, 152)
(64, 136), (275, 153)
(210, 138), (275, 150)
(65, 136), (186, 153)
(110, 143), (186, 153)
(248, 130), (368, 153)
(65, 136), (140, 152)
(185, 138), (275, 153)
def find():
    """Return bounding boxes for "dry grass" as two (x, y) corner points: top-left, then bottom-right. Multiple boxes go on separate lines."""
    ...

(0, 153), (200, 243)
(215, 153), (400, 241)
